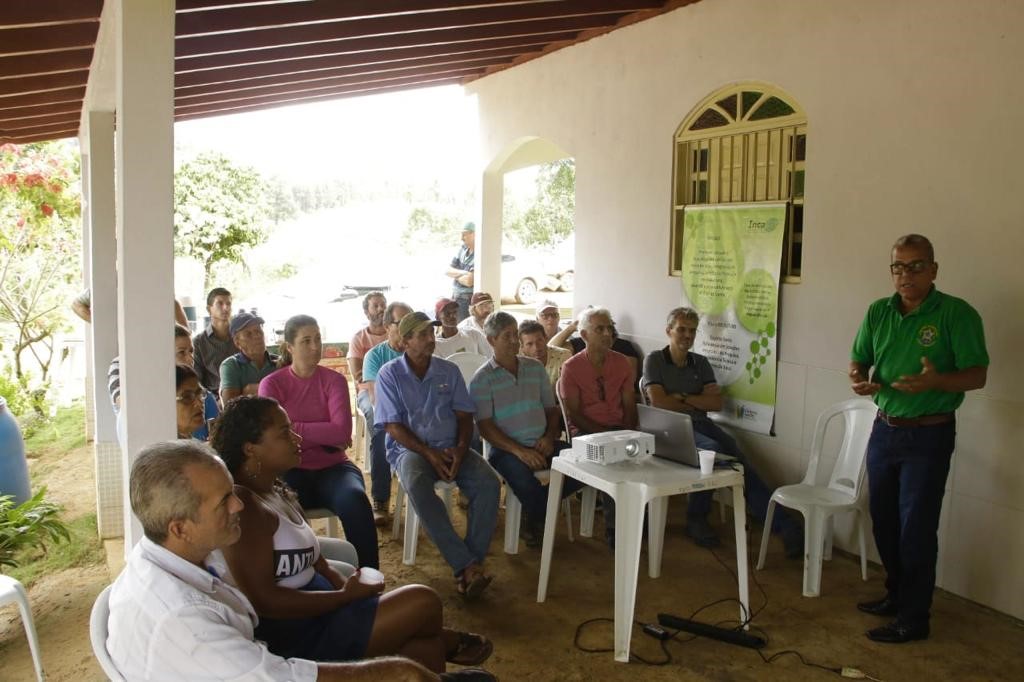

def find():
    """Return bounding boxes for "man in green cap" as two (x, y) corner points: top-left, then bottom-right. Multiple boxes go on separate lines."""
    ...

(445, 222), (476, 322)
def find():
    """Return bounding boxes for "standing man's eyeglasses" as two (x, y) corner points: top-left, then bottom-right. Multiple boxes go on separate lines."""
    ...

(889, 260), (931, 275)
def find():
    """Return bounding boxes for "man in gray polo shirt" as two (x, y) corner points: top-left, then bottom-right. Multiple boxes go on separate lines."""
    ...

(470, 312), (581, 547)
(642, 307), (802, 555)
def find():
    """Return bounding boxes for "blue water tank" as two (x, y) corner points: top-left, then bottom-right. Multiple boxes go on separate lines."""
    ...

(0, 397), (31, 506)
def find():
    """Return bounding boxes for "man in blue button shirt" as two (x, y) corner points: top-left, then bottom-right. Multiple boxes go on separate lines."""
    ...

(375, 312), (500, 599)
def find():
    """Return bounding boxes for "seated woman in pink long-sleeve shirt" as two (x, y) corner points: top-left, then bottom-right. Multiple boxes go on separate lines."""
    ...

(259, 314), (378, 568)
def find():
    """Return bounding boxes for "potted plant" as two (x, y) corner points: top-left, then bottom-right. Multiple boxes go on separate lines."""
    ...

(0, 489), (69, 571)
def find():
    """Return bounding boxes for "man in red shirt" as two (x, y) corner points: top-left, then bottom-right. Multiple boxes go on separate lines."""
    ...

(557, 307), (637, 547)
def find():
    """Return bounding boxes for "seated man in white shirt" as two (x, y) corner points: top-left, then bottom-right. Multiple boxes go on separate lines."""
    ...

(106, 440), (491, 682)
(433, 297), (492, 358)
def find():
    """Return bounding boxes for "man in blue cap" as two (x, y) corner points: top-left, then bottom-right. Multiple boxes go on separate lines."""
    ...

(445, 222), (476, 322)
(218, 312), (278, 404)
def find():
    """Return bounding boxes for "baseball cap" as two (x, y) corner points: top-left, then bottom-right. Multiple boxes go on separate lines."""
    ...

(229, 312), (264, 337)
(462, 221), (476, 233)
(470, 292), (493, 307)
(435, 297), (458, 319)
(398, 311), (440, 338)
(537, 299), (559, 314)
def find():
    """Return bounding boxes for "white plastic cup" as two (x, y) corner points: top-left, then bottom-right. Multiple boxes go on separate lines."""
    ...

(357, 567), (385, 585)
(698, 450), (716, 475)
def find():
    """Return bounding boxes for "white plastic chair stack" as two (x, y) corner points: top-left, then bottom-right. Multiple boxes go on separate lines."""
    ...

(1, 574), (45, 682)
(90, 585), (126, 681)
(756, 397), (877, 597)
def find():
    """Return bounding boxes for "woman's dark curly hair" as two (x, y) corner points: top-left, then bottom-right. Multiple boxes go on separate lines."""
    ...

(209, 395), (281, 477)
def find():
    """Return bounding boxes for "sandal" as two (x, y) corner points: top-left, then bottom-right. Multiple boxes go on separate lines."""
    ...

(456, 571), (493, 601)
(446, 631), (494, 666)
(440, 669), (497, 681)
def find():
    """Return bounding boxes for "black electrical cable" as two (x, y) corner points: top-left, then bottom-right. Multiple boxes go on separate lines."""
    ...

(572, 499), (855, 676)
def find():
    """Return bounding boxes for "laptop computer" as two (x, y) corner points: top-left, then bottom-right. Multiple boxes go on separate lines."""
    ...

(636, 404), (704, 467)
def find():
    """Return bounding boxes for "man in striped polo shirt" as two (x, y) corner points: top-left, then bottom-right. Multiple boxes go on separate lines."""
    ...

(470, 312), (582, 548)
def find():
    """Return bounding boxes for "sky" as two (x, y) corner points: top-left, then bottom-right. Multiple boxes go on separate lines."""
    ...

(174, 84), (482, 189)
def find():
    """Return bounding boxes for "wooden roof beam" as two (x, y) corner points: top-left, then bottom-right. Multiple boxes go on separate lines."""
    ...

(175, 2), (658, 57)
(174, 77), (465, 121)
(176, 37), (552, 88)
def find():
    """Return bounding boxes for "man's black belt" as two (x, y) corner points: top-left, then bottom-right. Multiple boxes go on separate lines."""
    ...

(876, 410), (955, 427)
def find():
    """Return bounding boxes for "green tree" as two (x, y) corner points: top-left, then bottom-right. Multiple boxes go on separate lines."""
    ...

(0, 141), (82, 388)
(174, 153), (271, 290)
(505, 158), (575, 248)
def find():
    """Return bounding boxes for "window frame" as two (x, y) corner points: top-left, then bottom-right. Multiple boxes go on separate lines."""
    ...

(670, 84), (807, 282)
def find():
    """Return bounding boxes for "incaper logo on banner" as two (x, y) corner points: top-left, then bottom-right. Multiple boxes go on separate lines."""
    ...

(917, 324), (938, 347)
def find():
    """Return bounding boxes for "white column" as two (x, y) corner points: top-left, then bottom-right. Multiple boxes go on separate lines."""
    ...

(479, 170), (504, 299)
(80, 154), (95, 444)
(115, 0), (176, 549)
(83, 110), (124, 538)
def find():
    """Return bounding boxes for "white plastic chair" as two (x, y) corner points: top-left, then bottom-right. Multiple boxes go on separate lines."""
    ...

(354, 408), (372, 475)
(503, 469), (576, 554)
(1, 575), (44, 682)
(305, 507), (340, 538)
(90, 584), (126, 681)
(446, 351), (488, 384)
(478, 440), (575, 554)
(391, 478), (456, 565)
(756, 397), (877, 597)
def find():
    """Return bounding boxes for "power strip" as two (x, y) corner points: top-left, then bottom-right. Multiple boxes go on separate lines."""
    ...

(657, 613), (766, 649)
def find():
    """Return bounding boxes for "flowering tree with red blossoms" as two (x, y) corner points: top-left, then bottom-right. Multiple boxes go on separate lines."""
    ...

(0, 141), (81, 386)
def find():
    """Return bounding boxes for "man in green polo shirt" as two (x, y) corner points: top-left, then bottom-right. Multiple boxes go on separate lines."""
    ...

(850, 233), (988, 644)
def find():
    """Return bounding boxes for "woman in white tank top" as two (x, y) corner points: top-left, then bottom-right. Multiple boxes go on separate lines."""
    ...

(210, 396), (494, 675)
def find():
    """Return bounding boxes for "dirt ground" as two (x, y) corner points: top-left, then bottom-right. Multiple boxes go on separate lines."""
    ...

(3, 443), (1023, 681)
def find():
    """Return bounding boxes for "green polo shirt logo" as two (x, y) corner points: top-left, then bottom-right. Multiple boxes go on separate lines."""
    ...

(917, 324), (938, 347)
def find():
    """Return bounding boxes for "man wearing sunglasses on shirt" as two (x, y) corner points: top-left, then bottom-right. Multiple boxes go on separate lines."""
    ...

(850, 234), (988, 644)
(557, 307), (637, 548)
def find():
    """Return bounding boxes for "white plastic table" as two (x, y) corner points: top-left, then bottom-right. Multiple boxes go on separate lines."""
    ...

(536, 453), (748, 662)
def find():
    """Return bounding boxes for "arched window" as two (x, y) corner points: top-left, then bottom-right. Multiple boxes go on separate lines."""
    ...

(670, 84), (806, 281)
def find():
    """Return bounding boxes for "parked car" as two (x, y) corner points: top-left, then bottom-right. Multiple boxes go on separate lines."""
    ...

(500, 253), (558, 304)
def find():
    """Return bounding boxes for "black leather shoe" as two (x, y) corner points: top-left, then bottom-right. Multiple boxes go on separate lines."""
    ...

(857, 596), (899, 617)
(866, 620), (929, 643)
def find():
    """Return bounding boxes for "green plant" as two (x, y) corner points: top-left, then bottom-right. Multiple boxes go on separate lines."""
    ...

(7, 514), (103, 586)
(0, 488), (70, 571)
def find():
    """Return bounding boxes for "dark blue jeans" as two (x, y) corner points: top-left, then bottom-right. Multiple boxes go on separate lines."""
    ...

(356, 390), (390, 504)
(284, 461), (380, 569)
(487, 442), (583, 526)
(866, 419), (955, 627)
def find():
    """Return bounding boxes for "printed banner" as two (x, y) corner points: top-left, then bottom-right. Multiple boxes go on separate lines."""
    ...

(679, 203), (787, 434)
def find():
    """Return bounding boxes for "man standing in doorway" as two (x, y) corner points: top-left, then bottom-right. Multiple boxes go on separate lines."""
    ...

(445, 222), (476, 322)
(850, 233), (988, 643)
(193, 287), (235, 395)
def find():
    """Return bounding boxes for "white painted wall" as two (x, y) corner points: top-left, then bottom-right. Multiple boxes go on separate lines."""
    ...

(469, 0), (1024, 618)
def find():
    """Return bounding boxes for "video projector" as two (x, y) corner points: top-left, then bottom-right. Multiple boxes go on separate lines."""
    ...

(564, 430), (655, 465)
